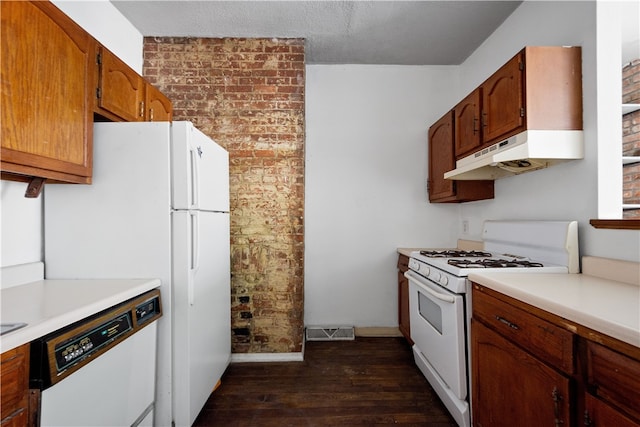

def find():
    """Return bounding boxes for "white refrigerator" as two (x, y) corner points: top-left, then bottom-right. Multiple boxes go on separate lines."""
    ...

(44, 121), (231, 427)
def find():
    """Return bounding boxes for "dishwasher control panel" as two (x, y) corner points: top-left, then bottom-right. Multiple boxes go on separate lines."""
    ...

(54, 312), (133, 372)
(30, 289), (162, 389)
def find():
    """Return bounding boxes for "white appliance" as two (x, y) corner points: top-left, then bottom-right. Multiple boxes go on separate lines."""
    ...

(405, 220), (579, 427)
(443, 130), (584, 180)
(44, 121), (231, 427)
(32, 290), (162, 427)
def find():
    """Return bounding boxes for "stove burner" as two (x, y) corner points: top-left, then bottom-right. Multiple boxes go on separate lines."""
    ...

(447, 258), (544, 268)
(419, 250), (493, 258)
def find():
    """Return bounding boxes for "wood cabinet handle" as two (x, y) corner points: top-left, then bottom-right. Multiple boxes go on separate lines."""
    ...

(481, 112), (487, 127)
(495, 315), (519, 330)
(139, 101), (145, 118)
(149, 108), (154, 122)
(473, 117), (478, 134)
(25, 177), (45, 198)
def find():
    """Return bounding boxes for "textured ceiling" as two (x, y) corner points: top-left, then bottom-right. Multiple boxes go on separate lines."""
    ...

(110, 1), (523, 65)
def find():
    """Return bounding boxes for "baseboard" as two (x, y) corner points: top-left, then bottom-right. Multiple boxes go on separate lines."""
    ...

(354, 327), (403, 337)
(231, 339), (305, 363)
(229, 329), (402, 363)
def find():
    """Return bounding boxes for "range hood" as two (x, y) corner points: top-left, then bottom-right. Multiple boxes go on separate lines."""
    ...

(444, 130), (584, 180)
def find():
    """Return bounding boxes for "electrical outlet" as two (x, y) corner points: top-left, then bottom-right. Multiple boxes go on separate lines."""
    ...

(462, 220), (469, 234)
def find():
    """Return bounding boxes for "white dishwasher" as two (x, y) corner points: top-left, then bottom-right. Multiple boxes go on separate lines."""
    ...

(30, 289), (162, 427)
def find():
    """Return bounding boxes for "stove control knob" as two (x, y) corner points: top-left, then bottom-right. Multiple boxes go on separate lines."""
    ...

(440, 275), (449, 286)
(432, 271), (441, 282)
(422, 265), (430, 275)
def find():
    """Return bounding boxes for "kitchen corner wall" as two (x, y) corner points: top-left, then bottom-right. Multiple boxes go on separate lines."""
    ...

(143, 38), (305, 354)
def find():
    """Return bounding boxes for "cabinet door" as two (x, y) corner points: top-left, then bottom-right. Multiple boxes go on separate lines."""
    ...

(1, 1), (92, 184)
(454, 89), (482, 159)
(586, 340), (640, 421)
(472, 320), (571, 427)
(398, 271), (411, 343)
(1, 344), (29, 425)
(145, 84), (173, 122)
(397, 255), (411, 343)
(97, 46), (145, 122)
(585, 394), (639, 427)
(482, 52), (524, 144)
(428, 112), (456, 201)
(428, 112), (494, 203)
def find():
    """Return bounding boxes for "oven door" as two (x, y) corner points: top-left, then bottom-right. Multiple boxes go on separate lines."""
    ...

(405, 270), (467, 400)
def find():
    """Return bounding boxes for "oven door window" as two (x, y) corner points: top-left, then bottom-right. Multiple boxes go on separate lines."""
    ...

(418, 292), (442, 334)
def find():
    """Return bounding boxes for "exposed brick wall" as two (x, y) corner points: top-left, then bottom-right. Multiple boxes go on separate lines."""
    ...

(623, 59), (640, 218)
(143, 38), (305, 353)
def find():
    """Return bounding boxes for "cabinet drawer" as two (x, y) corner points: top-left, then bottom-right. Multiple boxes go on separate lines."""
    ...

(587, 341), (640, 421)
(472, 287), (574, 374)
(0, 345), (29, 421)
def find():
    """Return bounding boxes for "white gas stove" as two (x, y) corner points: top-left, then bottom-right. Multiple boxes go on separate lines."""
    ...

(408, 220), (579, 293)
(405, 220), (579, 427)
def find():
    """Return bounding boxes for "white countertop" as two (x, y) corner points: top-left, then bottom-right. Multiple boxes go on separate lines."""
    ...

(468, 272), (640, 348)
(0, 278), (161, 352)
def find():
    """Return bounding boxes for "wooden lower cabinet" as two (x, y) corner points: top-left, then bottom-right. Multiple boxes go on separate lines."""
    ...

(472, 284), (640, 427)
(1, 344), (30, 427)
(585, 340), (640, 425)
(585, 394), (639, 427)
(471, 320), (571, 427)
(397, 254), (411, 344)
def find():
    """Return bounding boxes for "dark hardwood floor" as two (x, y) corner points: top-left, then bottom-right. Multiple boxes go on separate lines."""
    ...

(193, 337), (458, 426)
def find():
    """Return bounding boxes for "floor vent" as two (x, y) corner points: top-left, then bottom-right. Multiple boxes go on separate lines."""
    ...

(305, 326), (355, 341)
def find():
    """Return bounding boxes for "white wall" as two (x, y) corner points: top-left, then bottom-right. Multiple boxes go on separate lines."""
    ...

(304, 65), (460, 327)
(458, 1), (640, 262)
(0, 1), (142, 269)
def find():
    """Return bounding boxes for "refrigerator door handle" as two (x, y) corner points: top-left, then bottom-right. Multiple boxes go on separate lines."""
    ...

(189, 211), (199, 305)
(190, 146), (200, 209)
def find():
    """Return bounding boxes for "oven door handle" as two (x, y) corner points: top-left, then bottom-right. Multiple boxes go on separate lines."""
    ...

(404, 270), (455, 303)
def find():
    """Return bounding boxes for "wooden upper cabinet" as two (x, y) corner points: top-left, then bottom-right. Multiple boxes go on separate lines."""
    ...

(1, 1), (172, 193)
(145, 83), (173, 122)
(95, 46), (172, 123)
(480, 46), (582, 147)
(454, 89), (482, 158)
(1, 1), (93, 185)
(481, 52), (524, 144)
(96, 46), (146, 122)
(428, 111), (494, 203)
(428, 112), (456, 201)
